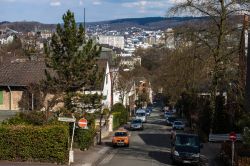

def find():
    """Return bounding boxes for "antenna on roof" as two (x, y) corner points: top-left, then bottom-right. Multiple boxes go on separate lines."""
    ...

(84, 8), (86, 34)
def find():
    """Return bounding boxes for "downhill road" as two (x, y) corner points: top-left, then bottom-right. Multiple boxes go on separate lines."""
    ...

(97, 110), (183, 166)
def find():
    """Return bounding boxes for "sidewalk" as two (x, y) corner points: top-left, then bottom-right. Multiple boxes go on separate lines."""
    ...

(72, 138), (112, 166)
(0, 137), (113, 166)
(201, 142), (224, 166)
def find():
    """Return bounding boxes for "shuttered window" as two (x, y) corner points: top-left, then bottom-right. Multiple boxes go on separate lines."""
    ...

(0, 91), (3, 105)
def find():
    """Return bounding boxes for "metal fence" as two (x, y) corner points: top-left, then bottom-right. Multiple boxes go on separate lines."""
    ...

(0, 110), (19, 122)
(209, 133), (242, 142)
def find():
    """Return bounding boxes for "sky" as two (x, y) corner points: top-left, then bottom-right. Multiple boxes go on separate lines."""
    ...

(0, 0), (180, 24)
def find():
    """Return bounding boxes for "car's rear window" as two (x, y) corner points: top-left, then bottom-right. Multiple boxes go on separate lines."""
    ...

(115, 132), (128, 137)
(174, 121), (183, 125)
(168, 117), (176, 121)
(136, 113), (145, 117)
(175, 135), (199, 147)
(132, 119), (142, 123)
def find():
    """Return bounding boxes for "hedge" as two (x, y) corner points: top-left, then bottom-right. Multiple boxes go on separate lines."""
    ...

(75, 127), (96, 150)
(112, 103), (129, 130)
(0, 124), (69, 164)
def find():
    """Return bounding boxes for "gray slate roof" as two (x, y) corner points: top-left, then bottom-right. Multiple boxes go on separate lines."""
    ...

(0, 58), (107, 89)
(0, 58), (46, 86)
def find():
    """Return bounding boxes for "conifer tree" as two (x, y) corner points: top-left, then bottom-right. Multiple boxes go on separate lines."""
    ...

(44, 10), (101, 111)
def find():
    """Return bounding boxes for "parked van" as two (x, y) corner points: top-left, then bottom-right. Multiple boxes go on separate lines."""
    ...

(135, 109), (147, 123)
(171, 133), (202, 165)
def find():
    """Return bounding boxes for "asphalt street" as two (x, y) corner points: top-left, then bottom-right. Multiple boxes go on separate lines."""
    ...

(96, 110), (207, 166)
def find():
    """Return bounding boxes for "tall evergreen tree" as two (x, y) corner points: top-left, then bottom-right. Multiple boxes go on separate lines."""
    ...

(44, 10), (101, 110)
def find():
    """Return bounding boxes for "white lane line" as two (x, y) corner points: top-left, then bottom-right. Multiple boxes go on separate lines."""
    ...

(82, 163), (92, 166)
(98, 150), (117, 165)
(98, 147), (110, 154)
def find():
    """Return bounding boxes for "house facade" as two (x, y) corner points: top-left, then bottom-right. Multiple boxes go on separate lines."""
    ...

(0, 58), (112, 112)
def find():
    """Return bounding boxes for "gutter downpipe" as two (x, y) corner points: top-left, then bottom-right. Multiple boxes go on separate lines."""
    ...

(7, 86), (12, 110)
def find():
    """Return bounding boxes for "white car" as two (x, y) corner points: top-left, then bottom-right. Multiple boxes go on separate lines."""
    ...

(135, 109), (147, 122)
(172, 121), (185, 130)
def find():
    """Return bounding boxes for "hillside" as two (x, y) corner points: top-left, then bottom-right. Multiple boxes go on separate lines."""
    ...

(0, 21), (56, 32)
(87, 17), (207, 30)
(0, 17), (207, 32)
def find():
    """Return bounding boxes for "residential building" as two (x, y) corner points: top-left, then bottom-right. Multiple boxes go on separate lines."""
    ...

(0, 57), (112, 112)
(98, 35), (125, 49)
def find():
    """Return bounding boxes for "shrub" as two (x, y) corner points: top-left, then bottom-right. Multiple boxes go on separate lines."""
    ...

(112, 103), (128, 130)
(75, 127), (96, 150)
(2, 111), (47, 126)
(0, 124), (68, 164)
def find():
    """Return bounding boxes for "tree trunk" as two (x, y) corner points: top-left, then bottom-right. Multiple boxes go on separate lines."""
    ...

(98, 113), (103, 145)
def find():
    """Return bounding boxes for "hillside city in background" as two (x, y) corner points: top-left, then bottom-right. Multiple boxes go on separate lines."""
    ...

(0, 1), (250, 166)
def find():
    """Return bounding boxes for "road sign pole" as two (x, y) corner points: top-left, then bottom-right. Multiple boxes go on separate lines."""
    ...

(232, 141), (235, 166)
(69, 119), (76, 165)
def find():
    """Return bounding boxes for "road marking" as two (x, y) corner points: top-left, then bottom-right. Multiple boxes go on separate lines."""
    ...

(98, 150), (117, 165)
(98, 147), (110, 154)
(82, 163), (92, 166)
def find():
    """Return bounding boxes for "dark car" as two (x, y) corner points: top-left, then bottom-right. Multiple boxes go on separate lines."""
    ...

(166, 117), (177, 126)
(172, 121), (185, 130)
(171, 133), (202, 165)
(146, 108), (151, 116)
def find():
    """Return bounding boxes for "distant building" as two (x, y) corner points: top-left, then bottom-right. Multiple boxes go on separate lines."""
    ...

(0, 35), (14, 45)
(119, 56), (141, 71)
(40, 31), (52, 39)
(98, 35), (125, 49)
(162, 28), (175, 49)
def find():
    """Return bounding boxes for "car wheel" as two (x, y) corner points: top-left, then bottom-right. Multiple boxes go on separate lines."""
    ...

(126, 144), (130, 147)
(112, 144), (116, 148)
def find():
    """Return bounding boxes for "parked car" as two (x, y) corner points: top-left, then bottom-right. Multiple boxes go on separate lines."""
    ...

(166, 117), (177, 126)
(171, 133), (202, 165)
(135, 109), (147, 122)
(164, 112), (174, 118)
(112, 129), (130, 147)
(172, 121), (185, 130)
(130, 119), (143, 130)
(146, 108), (151, 116)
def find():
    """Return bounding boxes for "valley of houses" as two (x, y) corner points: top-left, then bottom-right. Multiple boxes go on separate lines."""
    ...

(0, 26), (159, 116)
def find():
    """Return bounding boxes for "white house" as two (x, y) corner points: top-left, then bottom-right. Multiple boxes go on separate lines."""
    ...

(102, 61), (112, 109)
(0, 35), (14, 45)
(83, 60), (112, 111)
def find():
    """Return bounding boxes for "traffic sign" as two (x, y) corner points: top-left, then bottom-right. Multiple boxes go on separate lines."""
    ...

(229, 132), (237, 142)
(78, 118), (88, 128)
(58, 117), (76, 122)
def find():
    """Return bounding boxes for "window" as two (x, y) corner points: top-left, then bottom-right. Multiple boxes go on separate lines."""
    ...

(0, 90), (3, 105)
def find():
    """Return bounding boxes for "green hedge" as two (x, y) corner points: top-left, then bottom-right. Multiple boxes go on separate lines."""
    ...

(0, 124), (69, 164)
(75, 127), (96, 150)
(112, 103), (128, 130)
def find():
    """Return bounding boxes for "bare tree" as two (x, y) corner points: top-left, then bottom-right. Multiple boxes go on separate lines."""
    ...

(168, 0), (250, 130)
(115, 70), (134, 105)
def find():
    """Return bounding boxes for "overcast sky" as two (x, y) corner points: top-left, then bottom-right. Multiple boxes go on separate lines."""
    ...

(0, 0), (179, 23)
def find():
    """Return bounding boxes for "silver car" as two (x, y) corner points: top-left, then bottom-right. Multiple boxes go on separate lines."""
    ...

(173, 121), (185, 130)
(130, 119), (143, 130)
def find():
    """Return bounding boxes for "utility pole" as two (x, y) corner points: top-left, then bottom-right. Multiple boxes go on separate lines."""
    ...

(245, 14), (250, 112)
(239, 15), (248, 90)
(84, 8), (86, 34)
